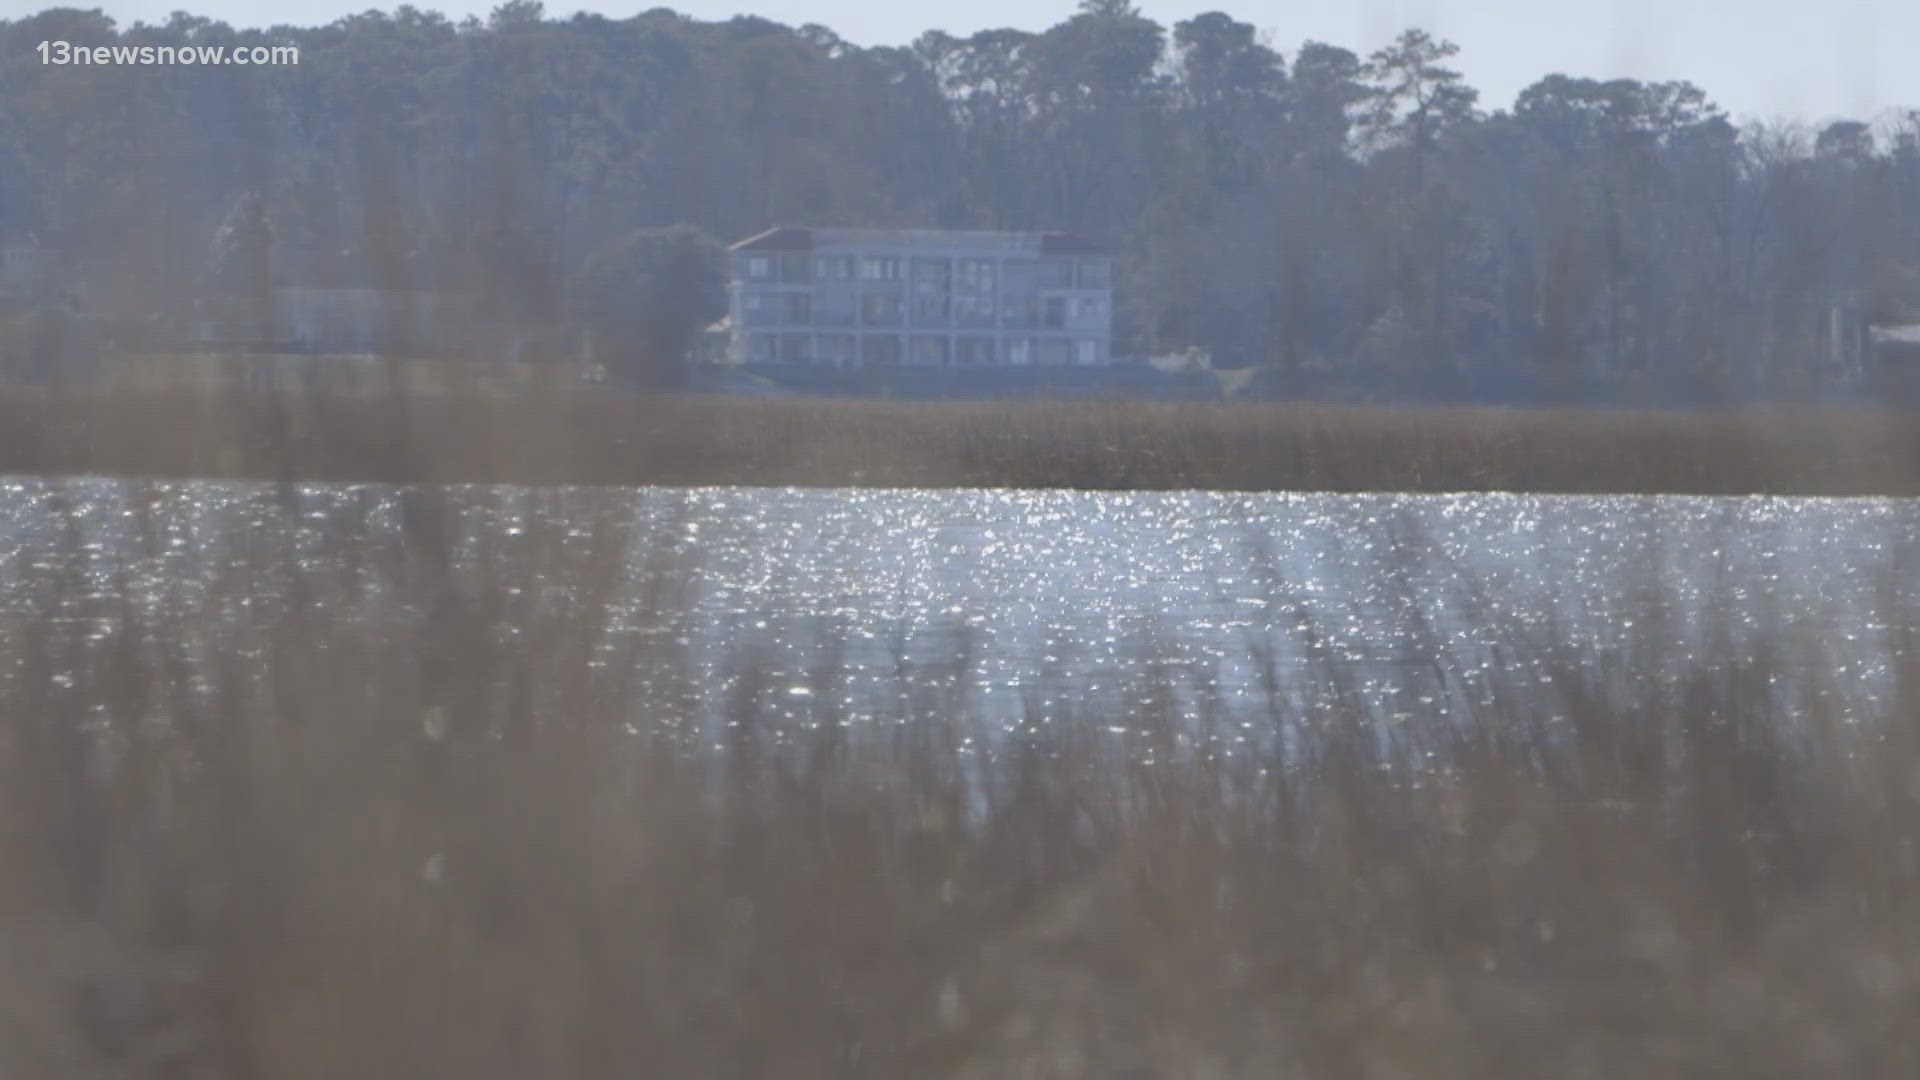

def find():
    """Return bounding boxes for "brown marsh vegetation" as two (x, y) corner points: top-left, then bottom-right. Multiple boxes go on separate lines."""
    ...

(3, 480), (1920, 1077)
(6, 383), (1920, 493)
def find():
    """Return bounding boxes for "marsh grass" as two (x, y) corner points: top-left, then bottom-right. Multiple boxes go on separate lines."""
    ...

(6, 384), (1920, 493)
(2, 480), (1920, 1077)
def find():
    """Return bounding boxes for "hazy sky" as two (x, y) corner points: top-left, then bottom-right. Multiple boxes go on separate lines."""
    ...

(12, 0), (1918, 122)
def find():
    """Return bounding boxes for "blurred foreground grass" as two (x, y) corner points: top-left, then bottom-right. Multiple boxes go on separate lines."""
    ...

(2, 482), (1919, 1076)
(5, 384), (1920, 492)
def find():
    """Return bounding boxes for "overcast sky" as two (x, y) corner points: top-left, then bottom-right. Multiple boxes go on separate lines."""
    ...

(10, 0), (1917, 123)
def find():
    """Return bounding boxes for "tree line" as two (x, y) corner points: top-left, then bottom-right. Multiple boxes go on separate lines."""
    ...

(3, 0), (1920, 393)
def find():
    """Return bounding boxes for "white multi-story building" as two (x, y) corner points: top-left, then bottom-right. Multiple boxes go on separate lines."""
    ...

(724, 226), (1113, 370)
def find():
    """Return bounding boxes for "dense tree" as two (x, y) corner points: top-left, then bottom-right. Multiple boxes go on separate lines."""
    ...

(1359, 30), (1479, 181)
(1, 4), (1917, 399)
(207, 192), (278, 295)
(1815, 120), (1875, 165)
(568, 224), (726, 388)
(205, 192), (279, 342)
(1169, 12), (1285, 191)
(1288, 42), (1366, 166)
(1172, 13), (1284, 111)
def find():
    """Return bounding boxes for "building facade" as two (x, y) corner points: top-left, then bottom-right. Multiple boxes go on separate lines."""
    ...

(0, 228), (43, 305)
(1872, 322), (1920, 363)
(724, 227), (1113, 370)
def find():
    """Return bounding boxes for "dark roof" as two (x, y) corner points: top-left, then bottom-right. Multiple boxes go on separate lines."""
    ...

(1039, 233), (1103, 255)
(729, 226), (1107, 257)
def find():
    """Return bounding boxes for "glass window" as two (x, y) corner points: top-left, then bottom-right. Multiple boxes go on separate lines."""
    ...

(1075, 297), (1103, 319)
(1074, 339), (1101, 365)
(782, 293), (812, 324)
(742, 292), (779, 326)
(859, 256), (902, 281)
(954, 296), (997, 327)
(815, 288), (856, 327)
(818, 333), (857, 368)
(1042, 297), (1067, 329)
(954, 259), (998, 327)
(860, 335), (902, 367)
(745, 256), (772, 280)
(745, 333), (777, 362)
(956, 258), (997, 290)
(910, 258), (951, 326)
(1077, 260), (1111, 288)
(955, 336), (996, 365)
(861, 293), (903, 327)
(1000, 261), (1037, 328)
(816, 255), (854, 281)
(1036, 338), (1072, 365)
(909, 335), (950, 366)
(778, 254), (812, 283)
(780, 334), (815, 364)
(1037, 259), (1073, 288)
(912, 291), (949, 325)
(1006, 338), (1031, 365)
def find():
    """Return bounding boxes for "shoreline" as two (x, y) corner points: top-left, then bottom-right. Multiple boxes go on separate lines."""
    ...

(4, 388), (1918, 495)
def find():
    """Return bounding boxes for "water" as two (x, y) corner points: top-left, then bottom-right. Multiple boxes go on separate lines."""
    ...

(6, 477), (1919, 1074)
(3, 477), (1914, 753)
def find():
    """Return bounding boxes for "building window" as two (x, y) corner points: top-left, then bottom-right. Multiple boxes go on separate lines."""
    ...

(953, 296), (996, 327)
(778, 254), (812, 283)
(742, 292), (779, 326)
(1037, 259), (1074, 288)
(912, 291), (950, 325)
(816, 255), (855, 281)
(861, 293), (903, 327)
(909, 335), (950, 366)
(860, 335), (902, 367)
(911, 258), (951, 326)
(956, 258), (997, 290)
(745, 256), (772, 280)
(1077, 260), (1111, 288)
(818, 333), (857, 368)
(1006, 338), (1030, 366)
(859, 256), (902, 281)
(955, 336), (996, 366)
(1074, 339), (1102, 366)
(954, 259), (998, 328)
(780, 334), (816, 364)
(745, 333), (778, 363)
(1042, 297), (1067, 329)
(1000, 261), (1037, 328)
(1036, 338), (1072, 366)
(815, 288), (856, 327)
(782, 293), (813, 325)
